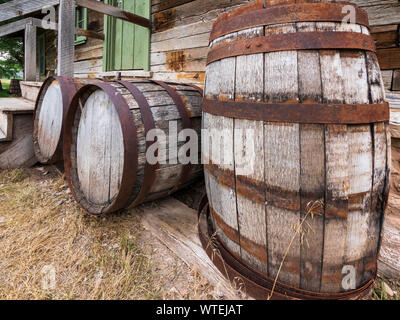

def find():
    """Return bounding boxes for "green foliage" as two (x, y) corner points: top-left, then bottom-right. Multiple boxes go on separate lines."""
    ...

(0, 79), (10, 97)
(0, 0), (24, 79)
(0, 38), (23, 79)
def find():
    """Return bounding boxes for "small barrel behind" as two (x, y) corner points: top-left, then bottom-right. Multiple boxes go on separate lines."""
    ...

(33, 76), (84, 164)
(64, 79), (203, 215)
(9, 79), (21, 96)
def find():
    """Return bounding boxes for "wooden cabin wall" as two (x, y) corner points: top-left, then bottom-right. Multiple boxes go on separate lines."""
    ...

(149, 0), (400, 87)
(73, 9), (104, 78)
(371, 24), (400, 91)
(150, 0), (254, 85)
(32, 0), (396, 85)
(39, 8), (104, 79)
(355, 1), (400, 91)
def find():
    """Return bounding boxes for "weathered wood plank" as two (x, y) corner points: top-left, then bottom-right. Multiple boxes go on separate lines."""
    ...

(204, 33), (240, 254)
(20, 81), (42, 102)
(392, 69), (400, 91)
(151, 48), (208, 73)
(76, 28), (104, 40)
(151, 0), (194, 14)
(339, 24), (372, 287)
(371, 29), (398, 49)
(0, 114), (37, 169)
(151, 0), (250, 33)
(36, 81), (63, 160)
(0, 98), (34, 142)
(151, 32), (210, 53)
(366, 42), (387, 283)
(233, 26), (267, 274)
(141, 197), (245, 300)
(58, 0), (75, 77)
(76, 0), (151, 29)
(360, 3), (400, 26)
(211, 31), (239, 256)
(378, 213), (400, 278)
(264, 22), (300, 287)
(381, 70), (394, 91)
(318, 21), (348, 293)
(0, 17), (28, 37)
(74, 44), (104, 62)
(152, 72), (205, 85)
(109, 93), (124, 204)
(24, 22), (37, 81)
(74, 59), (103, 75)
(77, 90), (93, 200)
(151, 20), (212, 44)
(297, 21), (325, 292)
(366, 52), (386, 103)
(0, 0), (59, 23)
(322, 124), (349, 293)
(367, 123), (387, 281)
(376, 48), (400, 70)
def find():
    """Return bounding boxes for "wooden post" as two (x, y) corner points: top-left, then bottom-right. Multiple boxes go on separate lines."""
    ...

(57, 0), (76, 77)
(24, 22), (37, 81)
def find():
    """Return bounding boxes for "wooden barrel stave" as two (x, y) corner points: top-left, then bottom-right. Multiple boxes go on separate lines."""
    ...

(65, 80), (202, 215)
(203, 3), (390, 295)
(33, 76), (87, 164)
(37, 80), (63, 162)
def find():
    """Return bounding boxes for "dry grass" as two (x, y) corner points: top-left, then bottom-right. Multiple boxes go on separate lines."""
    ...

(0, 167), (162, 300)
(372, 277), (400, 300)
(0, 167), (217, 300)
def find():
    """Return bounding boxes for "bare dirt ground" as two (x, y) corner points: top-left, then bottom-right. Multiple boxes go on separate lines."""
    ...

(0, 166), (217, 300)
(0, 166), (398, 300)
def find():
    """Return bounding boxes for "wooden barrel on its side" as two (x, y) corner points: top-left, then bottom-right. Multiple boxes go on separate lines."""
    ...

(9, 79), (21, 96)
(33, 76), (86, 164)
(201, 0), (391, 299)
(64, 79), (203, 215)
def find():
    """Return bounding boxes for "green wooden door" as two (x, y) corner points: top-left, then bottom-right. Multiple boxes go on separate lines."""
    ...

(104, 0), (151, 72)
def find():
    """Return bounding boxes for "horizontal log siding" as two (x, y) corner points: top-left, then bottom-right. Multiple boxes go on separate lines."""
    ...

(149, 0), (400, 87)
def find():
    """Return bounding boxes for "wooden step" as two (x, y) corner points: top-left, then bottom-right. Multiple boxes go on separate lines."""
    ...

(0, 98), (35, 142)
(20, 81), (43, 102)
(0, 98), (36, 169)
(387, 91), (400, 110)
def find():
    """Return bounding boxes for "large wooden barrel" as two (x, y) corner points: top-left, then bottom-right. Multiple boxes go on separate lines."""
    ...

(64, 79), (203, 215)
(9, 79), (21, 96)
(33, 76), (86, 164)
(201, 0), (391, 299)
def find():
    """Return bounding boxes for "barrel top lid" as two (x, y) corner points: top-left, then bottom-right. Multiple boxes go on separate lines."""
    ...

(210, 1), (368, 43)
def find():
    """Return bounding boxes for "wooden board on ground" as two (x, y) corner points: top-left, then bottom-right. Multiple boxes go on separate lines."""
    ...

(391, 109), (400, 139)
(140, 197), (248, 300)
